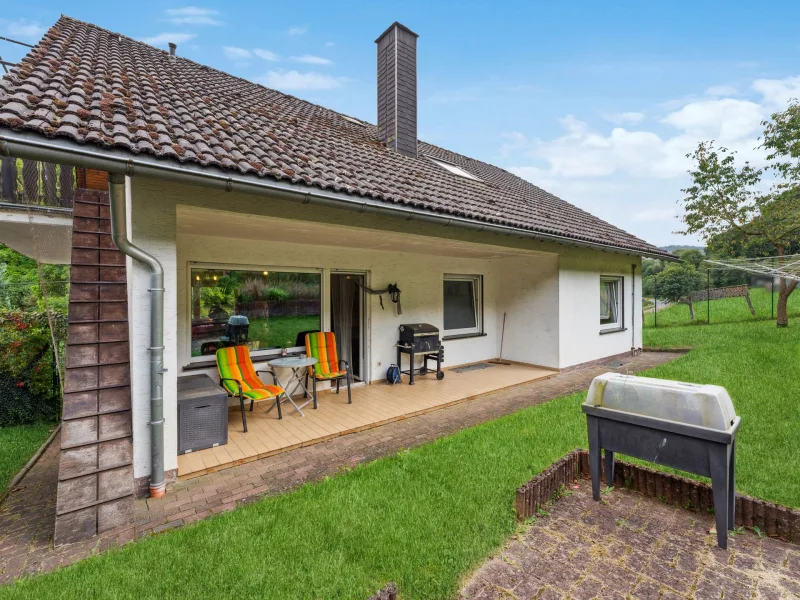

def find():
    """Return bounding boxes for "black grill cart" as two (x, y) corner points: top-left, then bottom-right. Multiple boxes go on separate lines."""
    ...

(582, 373), (741, 549)
(397, 323), (444, 384)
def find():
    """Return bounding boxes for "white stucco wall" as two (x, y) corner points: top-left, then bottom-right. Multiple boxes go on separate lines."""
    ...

(557, 248), (642, 368)
(125, 177), (644, 479)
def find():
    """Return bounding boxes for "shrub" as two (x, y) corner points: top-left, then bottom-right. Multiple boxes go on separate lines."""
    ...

(0, 310), (64, 425)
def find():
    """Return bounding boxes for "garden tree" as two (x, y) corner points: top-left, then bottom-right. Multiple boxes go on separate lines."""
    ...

(653, 263), (704, 320)
(682, 100), (800, 327)
(674, 248), (705, 269)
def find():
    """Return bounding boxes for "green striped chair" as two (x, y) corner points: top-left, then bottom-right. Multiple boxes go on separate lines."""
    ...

(305, 332), (351, 407)
(216, 346), (288, 432)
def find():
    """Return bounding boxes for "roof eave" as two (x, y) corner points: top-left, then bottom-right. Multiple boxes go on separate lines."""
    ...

(0, 129), (676, 261)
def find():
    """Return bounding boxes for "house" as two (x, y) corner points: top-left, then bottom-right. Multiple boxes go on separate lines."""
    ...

(0, 16), (676, 544)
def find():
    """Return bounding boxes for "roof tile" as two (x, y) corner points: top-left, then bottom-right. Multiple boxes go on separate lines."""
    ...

(0, 15), (673, 259)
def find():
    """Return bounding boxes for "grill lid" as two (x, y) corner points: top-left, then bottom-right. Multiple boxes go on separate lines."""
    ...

(399, 323), (439, 335)
(585, 373), (737, 432)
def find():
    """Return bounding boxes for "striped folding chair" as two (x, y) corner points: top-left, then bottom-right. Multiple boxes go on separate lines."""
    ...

(304, 332), (352, 407)
(216, 346), (289, 432)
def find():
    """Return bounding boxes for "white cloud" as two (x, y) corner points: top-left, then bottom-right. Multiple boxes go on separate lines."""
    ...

(0, 18), (45, 41)
(141, 32), (196, 47)
(291, 54), (332, 65)
(254, 48), (279, 61)
(661, 98), (764, 141)
(288, 26), (308, 36)
(255, 70), (346, 91)
(324, 42), (336, 48)
(223, 46), (252, 60)
(632, 207), (680, 222)
(500, 74), (800, 245)
(164, 7), (223, 26)
(705, 85), (739, 97)
(752, 76), (800, 109)
(603, 111), (645, 125)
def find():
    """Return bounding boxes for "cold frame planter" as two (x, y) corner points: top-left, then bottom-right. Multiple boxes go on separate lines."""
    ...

(582, 373), (741, 549)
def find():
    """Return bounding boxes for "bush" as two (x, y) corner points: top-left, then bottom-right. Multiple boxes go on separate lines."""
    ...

(0, 310), (64, 426)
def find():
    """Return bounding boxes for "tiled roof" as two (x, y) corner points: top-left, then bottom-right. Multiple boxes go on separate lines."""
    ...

(0, 16), (674, 259)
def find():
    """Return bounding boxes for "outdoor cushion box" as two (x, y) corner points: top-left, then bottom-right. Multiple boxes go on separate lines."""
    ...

(177, 374), (228, 454)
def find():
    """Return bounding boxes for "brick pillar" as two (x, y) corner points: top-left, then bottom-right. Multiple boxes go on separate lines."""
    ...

(54, 185), (135, 546)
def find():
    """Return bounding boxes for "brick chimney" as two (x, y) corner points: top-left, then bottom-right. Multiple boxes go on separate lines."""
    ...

(375, 22), (419, 158)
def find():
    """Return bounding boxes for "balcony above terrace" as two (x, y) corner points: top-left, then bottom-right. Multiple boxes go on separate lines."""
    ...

(0, 157), (75, 263)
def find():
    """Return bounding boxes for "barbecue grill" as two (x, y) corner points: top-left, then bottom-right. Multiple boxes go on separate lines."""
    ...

(397, 323), (444, 384)
(582, 373), (741, 549)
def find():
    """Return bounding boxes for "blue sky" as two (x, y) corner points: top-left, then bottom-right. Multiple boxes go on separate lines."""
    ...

(3, 1), (800, 246)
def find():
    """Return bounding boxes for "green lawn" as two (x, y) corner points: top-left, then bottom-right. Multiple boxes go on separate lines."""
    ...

(2, 319), (798, 599)
(0, 422), (55, 497)
(644, 286), (800, 327)
(248, 314), (320, 349)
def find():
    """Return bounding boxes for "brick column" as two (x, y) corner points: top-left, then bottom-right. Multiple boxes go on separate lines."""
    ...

(54, 185), (134, 546)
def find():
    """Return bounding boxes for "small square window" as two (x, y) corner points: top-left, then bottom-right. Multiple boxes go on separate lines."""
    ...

(600, 276), (623, 330)
(443, 275), (483, 336)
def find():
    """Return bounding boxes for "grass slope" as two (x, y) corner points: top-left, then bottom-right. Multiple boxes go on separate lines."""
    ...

(643, 320), (800, 507)
(644, 286), (800, 327)
(2, 320), (799, 598)
(0, 423), (54, 496)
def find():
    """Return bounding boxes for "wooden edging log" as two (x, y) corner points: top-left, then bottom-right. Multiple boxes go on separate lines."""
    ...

(514, 449), (800, 544)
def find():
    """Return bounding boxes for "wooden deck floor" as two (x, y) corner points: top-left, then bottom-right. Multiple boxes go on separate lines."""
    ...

(177, 363), (557, 479)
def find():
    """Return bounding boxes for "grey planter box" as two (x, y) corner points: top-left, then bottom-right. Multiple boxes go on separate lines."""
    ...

(582, 373), (741, 549)
(178, 374), (228, 454)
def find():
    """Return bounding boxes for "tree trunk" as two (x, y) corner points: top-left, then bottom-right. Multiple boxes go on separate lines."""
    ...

(683, 299), (695, 320)
(775, 246), (798, 327)
(744, 289), (756, 316)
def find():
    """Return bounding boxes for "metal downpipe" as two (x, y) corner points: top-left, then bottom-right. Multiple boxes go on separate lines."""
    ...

(108, 173), (166, 498)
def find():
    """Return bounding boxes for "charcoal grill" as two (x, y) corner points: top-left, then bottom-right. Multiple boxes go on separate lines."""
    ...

(582, 373), (741, 549)
(396, 323), (444, 384)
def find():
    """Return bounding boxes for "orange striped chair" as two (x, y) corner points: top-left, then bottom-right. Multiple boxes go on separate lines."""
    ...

(304, 332), (351, 407)
(216, 346), (288, 432)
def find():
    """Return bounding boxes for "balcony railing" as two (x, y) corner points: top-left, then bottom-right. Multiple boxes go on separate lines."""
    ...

(0, 157), (76, 209)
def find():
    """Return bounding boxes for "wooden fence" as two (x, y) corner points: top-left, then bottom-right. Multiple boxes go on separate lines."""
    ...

(0, 157), (75, 208)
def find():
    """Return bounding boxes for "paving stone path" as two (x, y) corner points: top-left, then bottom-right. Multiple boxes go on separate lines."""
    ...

(461, 483), (800, 600)
(0, 351), (679, 584)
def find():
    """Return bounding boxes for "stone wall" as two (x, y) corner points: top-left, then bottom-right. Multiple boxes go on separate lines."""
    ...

(691, 284), (749, 302)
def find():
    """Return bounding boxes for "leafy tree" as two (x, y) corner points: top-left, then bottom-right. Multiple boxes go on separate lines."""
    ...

(652, 264), (704, 320)
(675, 248), (705, 269)
(681, 100), (800, 327)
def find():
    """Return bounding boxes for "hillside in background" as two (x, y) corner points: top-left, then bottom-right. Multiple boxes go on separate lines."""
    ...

(659, 244), (704, 253)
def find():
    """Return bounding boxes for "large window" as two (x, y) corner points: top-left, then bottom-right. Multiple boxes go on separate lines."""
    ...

(600, 276), (623, 331)
(190, 267), (321, 358)
(443, 274), (483, 337)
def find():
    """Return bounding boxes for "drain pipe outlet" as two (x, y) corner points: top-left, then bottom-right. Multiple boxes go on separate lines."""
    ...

(108, 173), (166, 498)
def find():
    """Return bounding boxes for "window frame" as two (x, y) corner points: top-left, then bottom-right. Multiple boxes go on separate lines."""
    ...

(186, 262), (327, 364)
(599, 275), (624, 332)
(442, 274), (484, 338)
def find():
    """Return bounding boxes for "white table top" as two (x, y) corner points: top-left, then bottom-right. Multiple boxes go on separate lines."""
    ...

(269, 356), (318, 368)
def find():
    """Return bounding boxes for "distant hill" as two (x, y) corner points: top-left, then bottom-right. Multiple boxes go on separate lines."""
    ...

(659, 245), (705, 253)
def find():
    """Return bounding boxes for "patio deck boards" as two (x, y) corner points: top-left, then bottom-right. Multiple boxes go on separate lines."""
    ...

(177, 362), (557, 479)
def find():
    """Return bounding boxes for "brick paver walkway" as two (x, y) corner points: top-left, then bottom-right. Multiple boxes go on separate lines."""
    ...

(461, 482), (800, 600)
(0, 351), (679, 584)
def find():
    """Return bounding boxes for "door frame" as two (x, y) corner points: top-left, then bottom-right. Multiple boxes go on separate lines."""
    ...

(330, 270), (370, 383)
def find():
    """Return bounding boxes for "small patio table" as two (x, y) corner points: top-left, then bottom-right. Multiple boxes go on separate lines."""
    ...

(267, 356), (318, 417)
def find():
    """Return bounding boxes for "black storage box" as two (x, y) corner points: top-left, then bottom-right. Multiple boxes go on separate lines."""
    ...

(398, 323), (440, 353)
(177, 374), (228, 454)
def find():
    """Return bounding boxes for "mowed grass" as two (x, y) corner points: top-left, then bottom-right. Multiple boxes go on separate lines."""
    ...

(0, 423), (54, 496)
(644, 286), (800, 327)
(642, 319), (800, 507)
(248, 314), (320, 349)
(1, 393), (589, 600)
(2, 319), (799, 599)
